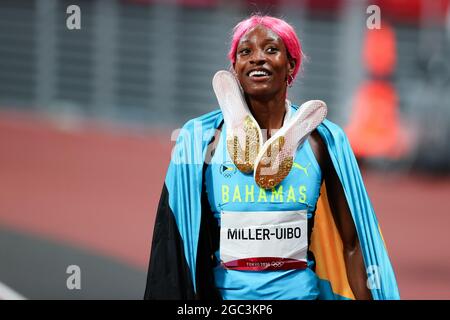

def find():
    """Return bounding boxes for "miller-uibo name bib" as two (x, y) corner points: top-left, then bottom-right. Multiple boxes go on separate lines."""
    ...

(220, 210), (308, 271)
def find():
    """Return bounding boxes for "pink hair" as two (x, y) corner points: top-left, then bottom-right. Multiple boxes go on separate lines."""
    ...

(228, 15), (303, 83)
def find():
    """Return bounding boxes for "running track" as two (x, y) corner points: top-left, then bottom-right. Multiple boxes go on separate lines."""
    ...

(0, 110), (449, 299)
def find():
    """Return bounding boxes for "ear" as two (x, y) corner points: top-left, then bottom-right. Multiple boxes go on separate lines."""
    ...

(230, 63), (237, 75)
(287, 57), (296, 75)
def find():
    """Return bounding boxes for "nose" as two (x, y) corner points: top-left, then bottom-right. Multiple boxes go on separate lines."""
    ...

(249, 48), (266, 65)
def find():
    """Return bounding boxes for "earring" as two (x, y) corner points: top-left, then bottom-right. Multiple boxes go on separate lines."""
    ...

(287, 74), (294, 88)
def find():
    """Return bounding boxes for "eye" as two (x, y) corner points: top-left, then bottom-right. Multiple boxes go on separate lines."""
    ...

(238, 48), (250, 55)
(266, 46), (279, 53)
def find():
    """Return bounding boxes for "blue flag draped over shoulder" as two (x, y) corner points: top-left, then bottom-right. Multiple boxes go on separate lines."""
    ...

(312, 119), (400, 300)
(145, 106), (400, 300)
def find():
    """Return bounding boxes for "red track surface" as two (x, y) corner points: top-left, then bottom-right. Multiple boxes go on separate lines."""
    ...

(0, 110), (449, 299)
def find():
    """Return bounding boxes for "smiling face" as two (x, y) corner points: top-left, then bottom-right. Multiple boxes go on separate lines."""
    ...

(233, 25), (296, 100)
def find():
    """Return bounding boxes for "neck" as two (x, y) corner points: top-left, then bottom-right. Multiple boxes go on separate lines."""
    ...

(246, 90), (287, 139)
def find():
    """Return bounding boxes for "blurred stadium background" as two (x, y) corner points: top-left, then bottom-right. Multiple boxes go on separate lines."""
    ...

(0, 0), (449, 299)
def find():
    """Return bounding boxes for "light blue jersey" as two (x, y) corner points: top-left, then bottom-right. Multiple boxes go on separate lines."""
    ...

(204, 107), (323, 300)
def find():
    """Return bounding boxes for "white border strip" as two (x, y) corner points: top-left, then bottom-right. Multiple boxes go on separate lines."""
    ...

(0, 282), (26, 300)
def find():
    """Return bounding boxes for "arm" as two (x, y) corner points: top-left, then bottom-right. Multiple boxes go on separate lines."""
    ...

(309, 131), (372, 300)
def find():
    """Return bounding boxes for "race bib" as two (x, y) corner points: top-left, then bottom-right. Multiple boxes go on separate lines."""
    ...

(220, 210), (308, 271)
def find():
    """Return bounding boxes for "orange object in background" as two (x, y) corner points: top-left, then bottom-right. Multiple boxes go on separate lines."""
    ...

(363, 23), (396, 77)
(346, 81), (408, 159)
(346, 23), (410, 160)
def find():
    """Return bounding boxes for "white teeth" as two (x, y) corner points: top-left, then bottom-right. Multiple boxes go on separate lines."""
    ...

(249, 70), (269, 77)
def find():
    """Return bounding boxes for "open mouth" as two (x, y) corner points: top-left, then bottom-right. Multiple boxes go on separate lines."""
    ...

(247, 69), (272, 78)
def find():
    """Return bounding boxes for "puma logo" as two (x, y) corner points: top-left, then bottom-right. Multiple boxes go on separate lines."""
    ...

(292, 162), (311, 177)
